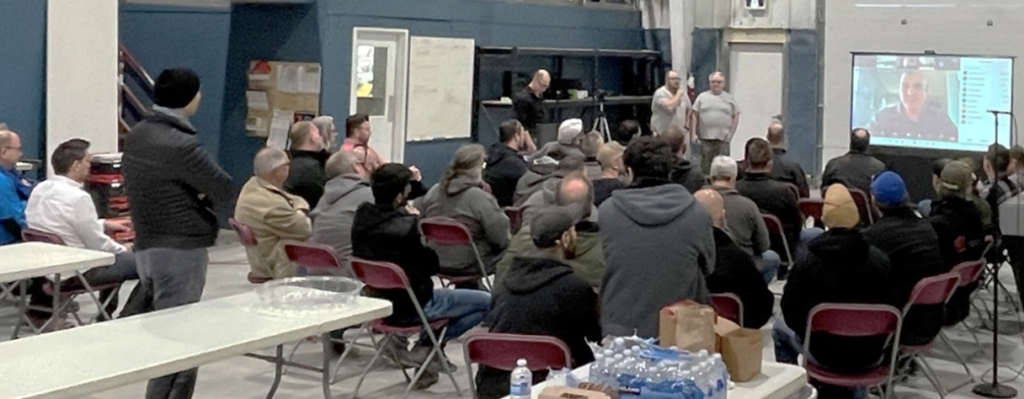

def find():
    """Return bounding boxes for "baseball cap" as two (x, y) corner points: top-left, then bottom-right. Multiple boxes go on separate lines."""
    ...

(530, 205), (582, 248)
(557, 119), (584, 145)
(941, 161), (973, 191)
(871, 171), (907, 206)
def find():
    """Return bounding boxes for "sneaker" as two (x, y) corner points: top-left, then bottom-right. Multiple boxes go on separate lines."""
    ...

(413, 371), (439, 390)
(424, 353), (458, 373)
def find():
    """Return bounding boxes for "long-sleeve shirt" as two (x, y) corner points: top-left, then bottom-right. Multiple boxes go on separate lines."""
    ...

(25, 175), (125, 253)
(0, 167), (30, 245)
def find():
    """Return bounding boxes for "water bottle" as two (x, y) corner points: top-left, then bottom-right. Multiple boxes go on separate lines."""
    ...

(677, 369), (703, 399)
(692, 365), (713, 399)
(599, 355), (619, 389)
(711, 354), (729, 398)
(510, 359), (532, 399)
(589, 354), (605, 384)
(611, 337), (627, 354)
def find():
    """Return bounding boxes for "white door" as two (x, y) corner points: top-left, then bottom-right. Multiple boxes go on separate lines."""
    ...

(729, 43), (784, 158)
(350, 28), (409, 163)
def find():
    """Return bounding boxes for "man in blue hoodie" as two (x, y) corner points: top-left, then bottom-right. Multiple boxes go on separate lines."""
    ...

(598, 137), (716, 338)
(0, 129), (30, 245)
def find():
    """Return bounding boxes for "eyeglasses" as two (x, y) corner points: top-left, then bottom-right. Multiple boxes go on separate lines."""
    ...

(710, 80), (725, 84)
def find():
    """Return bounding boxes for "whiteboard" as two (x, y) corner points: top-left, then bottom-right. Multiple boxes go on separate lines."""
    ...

(406, 36), (475, 141)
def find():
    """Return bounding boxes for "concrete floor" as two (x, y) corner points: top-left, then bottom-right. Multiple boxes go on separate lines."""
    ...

(4, 240), (1024, 398)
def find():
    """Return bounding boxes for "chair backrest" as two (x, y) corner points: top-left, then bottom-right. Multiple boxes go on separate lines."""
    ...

(761, 213), (793, 261)
(229, 218), (258, 247)
(785, 183), (800, 199)
(283, 241), (342, 271)
(848, 188), (874, 224)
(21, 228), (66, 246)
(710, 293), (744, 327)
(351, 257), (411, 290)
(803, 303), (902, 371)
(463, 332), (572, 372)
(903, 273), (960, 314)
(504, 207), (523, 235)
(950, 260), (986, 288)
(799, 198), (824, 226)
(981, 235), (995, 260)
(419, 217), (473, 247)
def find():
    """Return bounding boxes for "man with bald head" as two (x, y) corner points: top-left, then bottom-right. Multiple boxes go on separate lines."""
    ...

(235, 147), (313, 282)
(513, 69), (551, 135)
(766, 122), (809, 198)
(692, 71), (741, 174)
(0, 129), (30, 245)
(869, 70), (958, 141)
(650, 70), (691, 137)
(285, 120), (330, 206)
(694, 189), (773, 328)
(822, 128), (886, 194)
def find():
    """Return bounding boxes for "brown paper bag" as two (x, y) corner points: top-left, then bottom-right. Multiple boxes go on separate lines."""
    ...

(714, 316), (741, 353)
(720, 328), (763, 382)
(673, 301), (717, 353)
(539, 386), (612, 399)
(658, 300), (689, 347)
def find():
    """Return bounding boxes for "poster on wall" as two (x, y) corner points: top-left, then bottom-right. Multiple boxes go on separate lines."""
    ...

(245, 60), (322, 138)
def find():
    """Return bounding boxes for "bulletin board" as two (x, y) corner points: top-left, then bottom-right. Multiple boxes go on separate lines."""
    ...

(245, 60), (322, 149)
(406, 36), (476, 141)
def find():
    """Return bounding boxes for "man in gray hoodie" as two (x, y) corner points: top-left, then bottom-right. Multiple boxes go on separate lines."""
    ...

(309, 151), (374, 273)
(598, 137), (716, 338)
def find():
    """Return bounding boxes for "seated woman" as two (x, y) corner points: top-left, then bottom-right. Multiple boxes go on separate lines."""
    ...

(416, 144), (511, 288)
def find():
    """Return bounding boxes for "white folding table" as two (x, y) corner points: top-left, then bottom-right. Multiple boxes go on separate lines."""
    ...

(0, 287), (392, 399)
(0, 242), (116, 337)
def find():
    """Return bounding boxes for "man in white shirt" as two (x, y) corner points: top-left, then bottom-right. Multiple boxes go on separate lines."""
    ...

(691, 71), (741, 174)
(650, 70), (691, 137)
(25, 139), (143, 326)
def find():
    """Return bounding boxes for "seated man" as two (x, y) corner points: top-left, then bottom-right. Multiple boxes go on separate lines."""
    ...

(662, 126), (706, 193)
(737, 138), (802, 267)
(476, 207), (601, 399)
(766, 122), (809, 198)
(25, 139), (143, 325)
(513, 148), (571, 206)
(864, 171), (946, 345)
(694, 189), (773, 328)
(0, 129), (30, 245)
(599, 137), (715, 337)
(284, 121), (329, 207)
(234, 147), (313, 282)
(929, 161), (986, 325)
(821, 128), (886, 195)
(592, 142), (627, 207)
(709, 156), (779, 284)
(341, 113), (387, 174)
(527, 118), (585, 163)
(776, 184), (896, 397)
(352, 163), (490, 388)
(520, 156), (585, 226)
(614, 119), (642, 146)
(309, 151), (373, 272)
(484, 120), (534, 207)
(496, 174), (605, 288)
(581, 131), (604, 181)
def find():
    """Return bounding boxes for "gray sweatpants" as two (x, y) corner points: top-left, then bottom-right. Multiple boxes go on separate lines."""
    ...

(136, 247), (209, 399)
(700, 138), (731, 174)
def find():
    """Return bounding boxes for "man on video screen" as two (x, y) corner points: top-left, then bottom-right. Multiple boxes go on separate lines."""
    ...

(869, 70), (958, 141)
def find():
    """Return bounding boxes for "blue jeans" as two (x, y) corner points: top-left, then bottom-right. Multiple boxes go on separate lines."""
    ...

(760, 250), (781, 285)
(918, 199), (932, 217)
(422, 288), (490, 343)
(801, 228), (824, 245)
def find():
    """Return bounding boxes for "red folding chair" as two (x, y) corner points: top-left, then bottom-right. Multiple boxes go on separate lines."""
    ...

(799, 198), (824, 228)
(848, 188), (874, 225)
(710, 293), (745, 327)
(419, 217), (492, 290)
(462, 332), (572, 398)
(504, 207), (523, 235)
(762, 213), (794, 265)
(229, 217), (258, 247)
(350, 258), (462, 398)
(802, 303), (902, 395)
(898, 273), (962, 398)
(940, 260), (986, 387)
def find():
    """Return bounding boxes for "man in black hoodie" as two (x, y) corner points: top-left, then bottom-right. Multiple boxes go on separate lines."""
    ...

(662, 126), (706, 193)
(284, 121), (329, 206)
(352, 163), (490, 388)
(476, 206), (601, 399)
(484, 120), (535, 207)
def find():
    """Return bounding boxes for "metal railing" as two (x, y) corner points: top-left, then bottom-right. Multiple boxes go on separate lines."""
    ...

(118, 44), (155, 151)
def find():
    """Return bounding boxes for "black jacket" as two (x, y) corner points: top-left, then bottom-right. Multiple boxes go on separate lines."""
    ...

(864, 207), (947, 345)
(771, 149), (809, 198)
(593, 178), (625, 207)
(929, 196), (986, 325)
(706, 228), (773, 328)
(737, 173), (802, 257)
(821, 151), (886, 195)
(285, 149), (330, 207)
(351, 203), (439, 325)
(670, 157), (707, 194)
(781, 229), (898, 373)
(484, 143), (528, 207)
(476, 256), (600, 399)
(123, 109), (232, 250)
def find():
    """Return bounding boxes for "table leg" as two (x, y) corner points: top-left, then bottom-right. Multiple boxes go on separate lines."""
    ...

(321, 333), (332, 399)
(11, 280), (28, 339)
(265, 345), (284, 399)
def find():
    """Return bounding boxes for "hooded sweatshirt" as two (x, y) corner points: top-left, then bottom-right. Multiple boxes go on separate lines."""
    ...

(483, 143), (528, 207)
(495, 221), (605, 288)
(309, 174), (374, 272)
(476, 255), (601, 399)
(416, 175), (510, 274)
(598, 178), (716, 338)
(513, 160), (558, 206)
(670, 157), (707, 194)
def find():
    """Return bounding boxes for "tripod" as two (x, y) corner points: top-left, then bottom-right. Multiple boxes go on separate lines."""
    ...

(592, 99), (611, 143)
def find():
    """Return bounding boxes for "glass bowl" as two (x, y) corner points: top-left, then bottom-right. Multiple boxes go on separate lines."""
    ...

(249, 276), (365, 317)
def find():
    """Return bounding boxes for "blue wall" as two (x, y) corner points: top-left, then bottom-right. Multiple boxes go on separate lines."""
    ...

(0, 1), (47, 174)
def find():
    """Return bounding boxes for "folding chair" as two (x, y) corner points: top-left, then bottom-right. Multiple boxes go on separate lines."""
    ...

(419, 217), (491, 290)
(462, 332), (572, 399)
(350, 257), (462, 399)
(799, 198), (824, 228)
(710, 293), (745, 327)
(848, 188), (874, 225)
(897, 273), (961, 398)
(939, 261), (986, 385)
(230, 218), (270, 284)
(762, 213), (794, 266)
(802, 303), (902, 398)
(0, 218), (23, 302)
(504, 207), (523, 235)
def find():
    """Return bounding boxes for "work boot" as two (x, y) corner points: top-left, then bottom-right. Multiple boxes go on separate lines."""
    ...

(413, 371), (439, 390)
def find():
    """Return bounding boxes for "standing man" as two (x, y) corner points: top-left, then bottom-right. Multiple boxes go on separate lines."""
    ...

(123, 68), (232, 399)
(0, 129), (30, 245)
(513, 69), (550, 137)
(284, 121), (329, 206)
(691, 71), (741, 174)
(650, 70), (691, 136)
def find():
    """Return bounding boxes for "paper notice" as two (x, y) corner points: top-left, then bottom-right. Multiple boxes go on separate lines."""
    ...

(276, 64), (300, 93)
(245, 91), (269, 111)
(298, 65), (322, 94)
(245, 116), (265, 133)
(268, 110), (294, 149)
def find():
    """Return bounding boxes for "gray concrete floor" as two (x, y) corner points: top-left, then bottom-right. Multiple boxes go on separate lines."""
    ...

(4, 240), (1024, 398)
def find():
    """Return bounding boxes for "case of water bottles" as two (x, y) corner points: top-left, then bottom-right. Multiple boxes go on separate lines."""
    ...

(587, 337), (730, 399)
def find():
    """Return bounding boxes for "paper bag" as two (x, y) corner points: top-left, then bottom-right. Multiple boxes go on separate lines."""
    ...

(720, 328), (763, 382)
(665, 301), (717, 352)
(713, 316), (741, 353)
(539, 386), (612, 399)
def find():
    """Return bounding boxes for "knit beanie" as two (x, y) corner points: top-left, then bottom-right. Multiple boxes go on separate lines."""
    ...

(154, 68), (201, 109)
(557, 119), (583, 145)
(823, 184), (860, 229)
(871, 171), (907, 206)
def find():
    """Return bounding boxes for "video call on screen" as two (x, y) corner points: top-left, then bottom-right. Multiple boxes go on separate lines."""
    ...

(851, 54), (1013, 152)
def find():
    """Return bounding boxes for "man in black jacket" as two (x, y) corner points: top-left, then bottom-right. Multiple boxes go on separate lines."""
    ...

(484, 120), (534, 207)
(928, 161), (986, 325)
(123, 68), (232, 399)
(662, 126), (706, 193)
(766, 122), (809, 198)
(822, 128), (886, 194)
(695, 189), (773, 328)
(352, 163), (490, 388)
(737, 138), (802, 263)
(476, 206), (601, 399)
(284, 120), (329, 206)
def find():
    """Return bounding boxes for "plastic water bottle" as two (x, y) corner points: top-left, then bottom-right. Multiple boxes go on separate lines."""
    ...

(510, 359), (532, 399)
(611, 337), (627, 354)
(599, 355), (619, 389)
(589, 354), (605, 384)
(676, 369), (704, 399)
(692, 365), (713, 399)
(711, 354), (730, 398)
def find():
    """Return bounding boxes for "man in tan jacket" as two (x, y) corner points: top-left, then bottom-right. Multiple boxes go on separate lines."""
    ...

(235, 147), (312, 282)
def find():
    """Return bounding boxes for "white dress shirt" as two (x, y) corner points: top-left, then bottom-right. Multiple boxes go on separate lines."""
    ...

(25, 175), (126, 254)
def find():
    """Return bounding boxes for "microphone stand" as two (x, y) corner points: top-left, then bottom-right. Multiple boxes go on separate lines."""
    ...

(973, 110), (1017, 399)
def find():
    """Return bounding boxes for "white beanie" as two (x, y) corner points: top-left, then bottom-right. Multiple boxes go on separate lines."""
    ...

(557, 119), (584, 145)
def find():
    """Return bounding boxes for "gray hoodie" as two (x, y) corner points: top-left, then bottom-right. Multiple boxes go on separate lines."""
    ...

(309, 174), (374, 272)
(416, 175), (511, 274)
(598, 180), (716, 338)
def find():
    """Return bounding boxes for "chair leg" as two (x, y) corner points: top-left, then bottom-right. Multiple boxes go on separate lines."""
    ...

(331, 324), (369, 384)
(913, 355), (947, 399)
(352, 334), (391, 399)
(320, 333), (333, 399)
